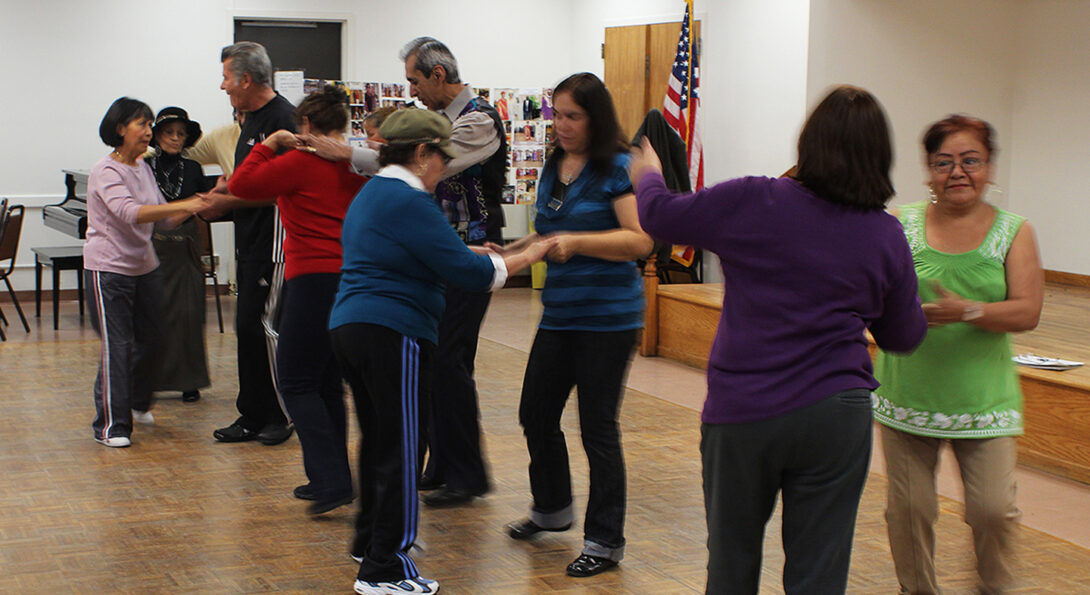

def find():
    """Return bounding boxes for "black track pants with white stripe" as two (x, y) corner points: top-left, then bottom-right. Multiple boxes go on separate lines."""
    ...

(86, 268), (163, 440)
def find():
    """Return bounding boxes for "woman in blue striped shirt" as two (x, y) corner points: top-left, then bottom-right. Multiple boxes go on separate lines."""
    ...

(497, 72), (653, 578)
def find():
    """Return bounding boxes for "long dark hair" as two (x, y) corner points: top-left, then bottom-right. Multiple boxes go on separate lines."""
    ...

(795, 85), (894, 210)
(546, 72), (628, 177)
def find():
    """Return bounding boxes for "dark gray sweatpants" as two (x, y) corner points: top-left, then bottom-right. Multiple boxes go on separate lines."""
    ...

(86, 268), (163, 441)
(701, 388), (874, 594)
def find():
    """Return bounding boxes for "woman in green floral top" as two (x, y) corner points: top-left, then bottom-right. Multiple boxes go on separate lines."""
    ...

(874, 115), (1044, 594)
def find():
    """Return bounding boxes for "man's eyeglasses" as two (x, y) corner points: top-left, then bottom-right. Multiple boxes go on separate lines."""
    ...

(929, 157), (986, 174)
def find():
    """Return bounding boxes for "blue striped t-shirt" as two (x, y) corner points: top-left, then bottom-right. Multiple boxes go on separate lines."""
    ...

(534, 152), (644, 331)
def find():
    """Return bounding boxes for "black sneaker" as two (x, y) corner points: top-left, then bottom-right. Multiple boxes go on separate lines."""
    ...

(566, 553), (618, 577)
(213, 421), (258, 443)
(256, 423), (294, 446)
(307, 493), (354, 516)
(293, 484), (317, 501)
(506, 518), (571, 540)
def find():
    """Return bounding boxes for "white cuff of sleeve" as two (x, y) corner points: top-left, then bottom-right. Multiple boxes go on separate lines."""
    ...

(488, 253), (508, 292)
(350, 146), (380, 176)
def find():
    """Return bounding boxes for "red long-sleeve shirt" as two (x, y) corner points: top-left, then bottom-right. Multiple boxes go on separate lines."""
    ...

(230, 143), (366, 280)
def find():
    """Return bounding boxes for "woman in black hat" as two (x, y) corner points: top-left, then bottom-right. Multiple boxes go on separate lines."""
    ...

(146, 107), (215, 403)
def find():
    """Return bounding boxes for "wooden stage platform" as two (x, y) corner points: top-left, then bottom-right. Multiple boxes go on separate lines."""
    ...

(640, 271), (1090, 485)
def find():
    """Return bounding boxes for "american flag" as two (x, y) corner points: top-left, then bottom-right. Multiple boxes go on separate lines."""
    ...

(663, 0), (704, 192)
(663, 0), (703, 267)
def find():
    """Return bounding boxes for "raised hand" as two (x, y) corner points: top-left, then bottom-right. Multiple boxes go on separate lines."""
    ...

(628, 137), (663, 190)
(263, 129), (299, 151)
(295, 133), (352, 162)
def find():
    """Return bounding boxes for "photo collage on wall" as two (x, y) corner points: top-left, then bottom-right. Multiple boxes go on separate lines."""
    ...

(300, 80), (553, 188)
(492, 87), (552, 205)
(305, 79), (413, 149)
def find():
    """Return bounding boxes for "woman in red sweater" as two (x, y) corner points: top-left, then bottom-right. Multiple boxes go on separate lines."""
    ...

(229, 86), (366, 515)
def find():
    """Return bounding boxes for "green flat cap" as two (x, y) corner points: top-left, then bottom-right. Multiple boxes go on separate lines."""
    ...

(378, 108), (457, 158)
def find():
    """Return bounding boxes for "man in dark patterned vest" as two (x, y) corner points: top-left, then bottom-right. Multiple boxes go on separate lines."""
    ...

(399, 37), (507, 507)
(305, 36), (508, 509)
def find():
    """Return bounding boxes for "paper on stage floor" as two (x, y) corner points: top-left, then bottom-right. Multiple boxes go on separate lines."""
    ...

(1013, 353), (1085, 371)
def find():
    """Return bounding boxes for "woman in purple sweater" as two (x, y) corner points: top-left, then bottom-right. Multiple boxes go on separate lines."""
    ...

(629, 86), (927, 594)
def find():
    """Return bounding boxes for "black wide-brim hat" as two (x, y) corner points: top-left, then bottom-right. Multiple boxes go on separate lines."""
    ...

(151, 106), (202, 148)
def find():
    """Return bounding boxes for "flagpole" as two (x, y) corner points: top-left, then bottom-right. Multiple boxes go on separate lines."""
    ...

(686, 0), (693, 146)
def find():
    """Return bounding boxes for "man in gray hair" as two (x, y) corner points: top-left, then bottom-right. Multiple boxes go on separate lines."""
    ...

(207, 41), (296, 449)
(398, 36), (508, 508)
(307, 34), (507, 595)
(299, 40), (507, 517)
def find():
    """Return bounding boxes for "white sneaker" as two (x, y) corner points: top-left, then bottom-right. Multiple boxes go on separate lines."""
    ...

(353, 576), (438, 594)
(95, 436), (132, 448)
(132, 410), (155, 424)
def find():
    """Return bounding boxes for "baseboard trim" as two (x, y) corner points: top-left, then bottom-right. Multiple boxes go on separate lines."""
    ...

(1045, 270), (1090, 289)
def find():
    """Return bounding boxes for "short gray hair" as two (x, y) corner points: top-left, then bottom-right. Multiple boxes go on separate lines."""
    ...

(221, 42), (273, 87)
(399, 37), (461, 84)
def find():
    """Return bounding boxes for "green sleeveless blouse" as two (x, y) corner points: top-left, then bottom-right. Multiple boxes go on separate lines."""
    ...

(874, 201), (1026, 438)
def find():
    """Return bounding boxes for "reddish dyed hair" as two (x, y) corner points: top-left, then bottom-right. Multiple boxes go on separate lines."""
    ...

(922, 114), (996, 158)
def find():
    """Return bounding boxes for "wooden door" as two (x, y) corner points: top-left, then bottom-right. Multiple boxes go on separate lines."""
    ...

(604, 21), (701, 139)
(603, 26), (648, 139)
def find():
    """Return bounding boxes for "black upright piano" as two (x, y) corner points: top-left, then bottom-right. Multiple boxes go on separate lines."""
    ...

(43, 169), (90, 239)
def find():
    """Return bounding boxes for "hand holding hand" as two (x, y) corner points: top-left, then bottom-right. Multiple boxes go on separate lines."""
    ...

(525, 236), (558, 264)
(211, 175), (229, 195)
(921, 280), (975, 326)
(183, 193), (212, 215)
(628, 137), (663, 190)
(546, 234), (579, 263)
(483, 241), (506, 254)
(196, 191), (233, 221)
(295, 133), (352, 162)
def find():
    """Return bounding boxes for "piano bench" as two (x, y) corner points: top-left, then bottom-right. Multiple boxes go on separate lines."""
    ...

(31, 246), (84, 330)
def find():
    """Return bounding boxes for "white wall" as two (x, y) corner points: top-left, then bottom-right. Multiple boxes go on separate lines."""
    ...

(1007, 1), (1090, 275)
(4, 0), (1085, 297)
(806, 0), (1089, 275)
(806, 0), (1018, 210)
(0, 0), (576, 292)
(571, 0), (812, 282)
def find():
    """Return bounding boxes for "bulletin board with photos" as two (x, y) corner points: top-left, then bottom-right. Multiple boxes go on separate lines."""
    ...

(477, 87), (553, 206)
(302, 79), (554, 206)
(304, 78), (410, 149)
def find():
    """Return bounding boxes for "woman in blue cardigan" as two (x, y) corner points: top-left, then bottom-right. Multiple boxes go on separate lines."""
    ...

(330, 109), (551, 595)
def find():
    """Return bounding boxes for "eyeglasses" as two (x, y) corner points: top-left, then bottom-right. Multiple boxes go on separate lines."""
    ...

(929, 157), (986, 174)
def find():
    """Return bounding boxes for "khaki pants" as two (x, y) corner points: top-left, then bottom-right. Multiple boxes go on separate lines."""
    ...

(880, 425), (1020, 594)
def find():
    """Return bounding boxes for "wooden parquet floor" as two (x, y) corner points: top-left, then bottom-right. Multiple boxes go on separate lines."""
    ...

(2, 296), (1090, 593)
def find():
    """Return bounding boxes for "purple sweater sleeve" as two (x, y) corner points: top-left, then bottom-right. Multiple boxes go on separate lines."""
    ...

(869, 237), (927, 353)
(636, 172), (742, 249)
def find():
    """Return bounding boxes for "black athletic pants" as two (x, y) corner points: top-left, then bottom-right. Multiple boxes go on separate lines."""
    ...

(423, 284), (492, 493)
(332, 323), (434, 583)
(234, 259), (286, 430)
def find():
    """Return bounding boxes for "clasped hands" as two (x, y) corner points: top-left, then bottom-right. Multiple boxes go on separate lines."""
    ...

(483, 234), (575, 263)
(920, 280), (981, 326)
